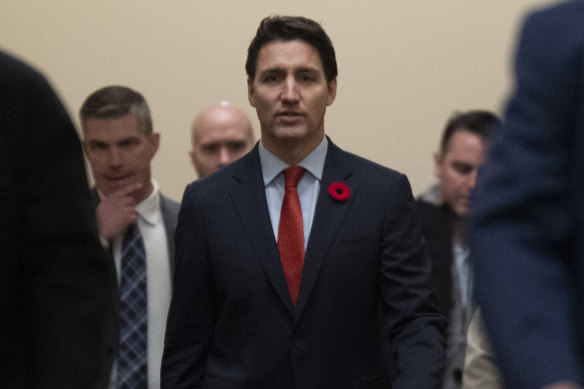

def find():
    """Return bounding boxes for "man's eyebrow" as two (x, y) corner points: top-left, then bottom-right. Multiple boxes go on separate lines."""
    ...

(87, 139), (106, 145)
(258, 67), (286, 76)
(296, 67), (320, 73)
(259, 66), (321, 75)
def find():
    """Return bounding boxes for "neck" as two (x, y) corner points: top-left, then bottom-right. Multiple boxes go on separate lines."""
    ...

(262, 134), (324, 166)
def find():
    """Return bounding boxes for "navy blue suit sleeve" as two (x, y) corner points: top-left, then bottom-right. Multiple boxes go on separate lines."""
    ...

(471, 2), (584, 387)
(162, 183), (213, 388)
(380, 174), (446, 388)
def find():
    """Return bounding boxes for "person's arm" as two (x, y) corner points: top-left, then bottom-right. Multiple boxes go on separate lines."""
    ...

(380, 174), (446, 388)
(161, 183), (213, 388)
(471, 4), (584, 387)
(20, 64), (116, 388)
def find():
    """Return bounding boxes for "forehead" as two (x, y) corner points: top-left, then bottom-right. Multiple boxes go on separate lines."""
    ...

(84, 113), (143, 141)
(443, 130), (487, 159)
(195, 113), (251, 143)
(197, 125), (250, 144)
(256, 40), (324, 75)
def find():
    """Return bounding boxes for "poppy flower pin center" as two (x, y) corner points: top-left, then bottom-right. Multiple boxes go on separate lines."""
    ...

(328, 182), (350, 202)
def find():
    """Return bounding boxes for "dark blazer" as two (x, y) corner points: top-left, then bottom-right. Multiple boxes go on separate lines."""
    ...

(0, 50), (117, 388)
(162, 140), (446, 389)
(414, 199), (455, 318)
(471, 1), (584, 387)
(160, 194), (180, 268)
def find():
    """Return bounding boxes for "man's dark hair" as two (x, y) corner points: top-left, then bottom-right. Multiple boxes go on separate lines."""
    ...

(439, 110), (501, 154)
(79, 85), (153, 136)
(245, 16), (338, 83)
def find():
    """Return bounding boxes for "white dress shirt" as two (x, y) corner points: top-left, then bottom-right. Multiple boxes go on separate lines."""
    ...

(108, 179), (172, 389)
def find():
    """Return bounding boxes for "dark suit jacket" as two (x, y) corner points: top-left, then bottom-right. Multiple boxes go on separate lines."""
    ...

(415, 199), (455, 318)
(0, 50), (117, 388)
(416, 198), (474, 388)
(471, 1), (584, 387)
(162, 140), (446, 389)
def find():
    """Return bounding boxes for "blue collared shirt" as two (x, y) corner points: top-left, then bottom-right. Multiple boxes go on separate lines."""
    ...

(259, 137), (328, 249)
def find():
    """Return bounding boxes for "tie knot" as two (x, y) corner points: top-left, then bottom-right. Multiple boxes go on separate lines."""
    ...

(284, 166), (305, 188)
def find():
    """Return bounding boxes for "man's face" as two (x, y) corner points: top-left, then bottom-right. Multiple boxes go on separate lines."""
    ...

(190, 109), (253, 178)
(83, 113), (159, 202)
(434, 130), (487, 216)
(248, 40), (336, 152)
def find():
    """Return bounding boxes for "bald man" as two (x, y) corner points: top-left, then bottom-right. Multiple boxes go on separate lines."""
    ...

(189, 103), (254, 178)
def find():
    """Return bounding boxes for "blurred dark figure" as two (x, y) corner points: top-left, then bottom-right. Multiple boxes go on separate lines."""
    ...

(471, 1), (584, 388)
(0, 50), (117, 388)
(417, 110), (499, 389)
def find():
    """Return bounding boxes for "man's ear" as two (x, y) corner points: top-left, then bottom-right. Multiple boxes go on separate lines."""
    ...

(189, 149), (202, 176)
(149, 133), (160, 158)
(247, 78), (256, 107)
(326, 78), (337, 106)
(433, 151), (443, 178)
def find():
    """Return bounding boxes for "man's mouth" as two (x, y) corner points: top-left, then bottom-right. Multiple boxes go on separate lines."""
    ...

(277, 111), (303, 123)
(106, 174), (131, 182)
(278, 110), (302, 116)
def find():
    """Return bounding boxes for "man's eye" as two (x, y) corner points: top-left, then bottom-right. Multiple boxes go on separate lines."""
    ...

(120, 139), (139, 148)
(202, 144), (219, 154)
(453, 163), (473, 175)
(228, 142), (246, 152)
(263, 75), (280, 83)
(90, 143), (107, 151)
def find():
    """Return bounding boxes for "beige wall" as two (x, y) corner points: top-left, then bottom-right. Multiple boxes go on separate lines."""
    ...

(2, 0), (555, 202)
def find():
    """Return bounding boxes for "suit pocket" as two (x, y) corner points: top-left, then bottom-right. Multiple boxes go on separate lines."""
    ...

(352, 374), (392, 389)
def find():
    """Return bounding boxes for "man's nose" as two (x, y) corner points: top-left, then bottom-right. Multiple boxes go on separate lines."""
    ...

(217, 147), (231, 168)
(281, 77), (299, 103)
(468, 169), (479, 189)
(107, 147), (122, 167)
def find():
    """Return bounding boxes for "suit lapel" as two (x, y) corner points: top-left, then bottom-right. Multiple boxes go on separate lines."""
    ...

(229, 147), (296, 315)
(160, 194), (178, 276)
(295, 141), (356, 319)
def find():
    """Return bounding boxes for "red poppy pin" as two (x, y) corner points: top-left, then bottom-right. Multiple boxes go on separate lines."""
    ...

(328, 182), (350, 202)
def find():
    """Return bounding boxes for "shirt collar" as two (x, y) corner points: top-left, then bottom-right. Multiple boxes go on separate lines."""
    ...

(418, 183), (442, 205)
(259, 137), (328, 186)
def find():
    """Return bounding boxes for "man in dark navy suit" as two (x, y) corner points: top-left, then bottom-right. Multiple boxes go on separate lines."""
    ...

(471, 1), (584, 388)
(162, 16), (445, 389)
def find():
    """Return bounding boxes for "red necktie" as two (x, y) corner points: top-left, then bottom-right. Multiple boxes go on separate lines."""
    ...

(278, 166), (306, 306)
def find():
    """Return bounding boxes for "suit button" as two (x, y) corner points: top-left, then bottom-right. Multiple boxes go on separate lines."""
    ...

(291, 339), (301, 347)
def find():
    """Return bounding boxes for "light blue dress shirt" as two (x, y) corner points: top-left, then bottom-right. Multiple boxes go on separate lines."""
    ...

(453, 243), (472, 307)
(259, 137), (328, 249)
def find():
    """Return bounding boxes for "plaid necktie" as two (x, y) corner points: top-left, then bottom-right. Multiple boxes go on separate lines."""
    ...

(278, 166), (306, 306)
(117, 224), (148, 389)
